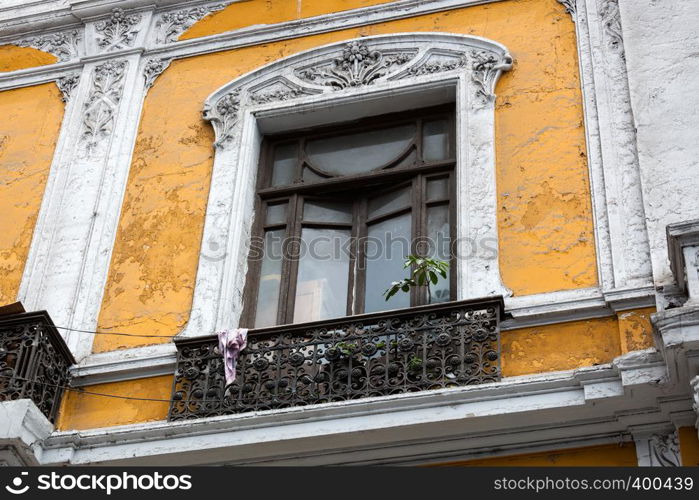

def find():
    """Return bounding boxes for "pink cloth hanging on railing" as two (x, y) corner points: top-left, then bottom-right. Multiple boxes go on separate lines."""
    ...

(217, 328), (248, 386)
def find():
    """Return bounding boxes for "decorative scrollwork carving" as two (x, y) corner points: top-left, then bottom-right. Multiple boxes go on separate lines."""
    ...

(203, 90), (241, 148)
(0, 312), (74, 423)
(143, 58), (173, 89)
(557, 0), (576, 17)
(471, 50), (513, 106)
(296, 41), (415, 90)
(249, 88), (312, 104)
(155, 3), (227, 44)
(95, 7), (142, 51)
(56, 73), (80, 102)
(16, 29), (81, 62)
(599, 0), (624, 53)
(168, 299), (502, 421)
(649, 432), (681, 466)
(80, 60), (128, 157)
(404, 57), (466, 77)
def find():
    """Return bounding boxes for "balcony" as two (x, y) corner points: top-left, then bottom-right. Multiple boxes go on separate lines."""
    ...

(0, 308), (75, 423)
(169, 297), (503, 421)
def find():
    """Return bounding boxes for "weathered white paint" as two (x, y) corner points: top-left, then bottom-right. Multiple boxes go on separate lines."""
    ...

(618, 0), (699, 288)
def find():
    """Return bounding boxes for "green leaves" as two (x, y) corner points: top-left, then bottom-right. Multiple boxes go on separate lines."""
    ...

(383, 255), (449, 302)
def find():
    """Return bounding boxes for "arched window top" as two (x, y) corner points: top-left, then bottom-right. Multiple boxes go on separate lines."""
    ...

(203, 33), (512, 148)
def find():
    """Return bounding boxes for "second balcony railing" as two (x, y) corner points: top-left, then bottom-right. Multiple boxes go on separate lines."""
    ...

(168, 297), (503, 421)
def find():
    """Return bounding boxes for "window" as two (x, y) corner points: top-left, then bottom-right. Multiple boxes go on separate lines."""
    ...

(243, 106), (456, 328)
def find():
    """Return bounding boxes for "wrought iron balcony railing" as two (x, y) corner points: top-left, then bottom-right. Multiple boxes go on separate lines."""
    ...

(0, 309), (75, 423)
(169, 297), (503, 421)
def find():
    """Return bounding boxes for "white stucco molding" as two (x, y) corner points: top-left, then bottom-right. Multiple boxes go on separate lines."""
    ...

(0, 400), (54, 466)
(632, 427), (682, 466)
(38, 350), (692, 466)
(562, 0), (653, 292)
(666, 219), (699, 304)
(176, 33), (512, 337)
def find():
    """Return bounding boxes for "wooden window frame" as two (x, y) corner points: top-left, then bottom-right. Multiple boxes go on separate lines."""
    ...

(242, 105), (457, 328)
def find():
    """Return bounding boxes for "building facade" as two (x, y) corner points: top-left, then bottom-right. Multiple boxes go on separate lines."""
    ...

(0, 0), (698, 466)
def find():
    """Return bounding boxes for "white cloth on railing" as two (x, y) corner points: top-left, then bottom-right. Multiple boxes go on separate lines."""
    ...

(217, 328), (248, 386)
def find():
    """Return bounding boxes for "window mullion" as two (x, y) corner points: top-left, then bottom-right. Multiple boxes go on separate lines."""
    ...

(278, 194), (303, 324)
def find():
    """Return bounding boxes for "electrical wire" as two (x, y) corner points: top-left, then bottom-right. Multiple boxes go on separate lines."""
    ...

(0, 373), (228, 404)
(52, 325), (179, 338)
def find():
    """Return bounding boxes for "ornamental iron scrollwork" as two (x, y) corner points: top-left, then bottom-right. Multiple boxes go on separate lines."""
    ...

(0, 311), (75, 423)
(168, 298), (502, 421)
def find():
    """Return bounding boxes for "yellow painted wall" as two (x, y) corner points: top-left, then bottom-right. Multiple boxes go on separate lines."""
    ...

(57, 375), (172, 431)
(0, 82), (65, 305)
(437, 442), (638, 466)
(179, 0), (397, 40)
(0, 45), (56, 73)
(97, 0), (595, 352)
(679, 427), (699, 466)
(502, 308), (655, 377)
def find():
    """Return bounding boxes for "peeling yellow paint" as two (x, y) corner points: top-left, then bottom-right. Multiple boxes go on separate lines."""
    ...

(678, 426), (699, 466)
(502, 315), (619, 377)
(97, 0), (595, 352)
(617, 307), (656, 354)
(436, 442), (638, 466)
(0, 45), (57, 73)
(0, 83), (65, 305)
(179, 0), (398, 40)
(57, 375), (172, 430)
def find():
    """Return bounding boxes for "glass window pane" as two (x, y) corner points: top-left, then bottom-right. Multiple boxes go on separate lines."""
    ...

(293, 228), (351, 323)
(393, 149), (417, 170)
(303, 200), (352, 224)
(426, 177), (449, 201)
(302, 166), (327, 184)
(265, 202), (288, 225)
(306, 124), (416, 176)
(422, 119), (450, 162)
(364, 212), (411, 313)
(254, 229), (284, 328)
(271, 143), (298, 187)
(427, 204), (450, 304)
(368, 186), (411, 220)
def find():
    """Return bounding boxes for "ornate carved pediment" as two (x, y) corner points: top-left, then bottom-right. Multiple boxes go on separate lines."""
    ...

(203, 35), (512, 149)
(295, 41), (417, 89)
